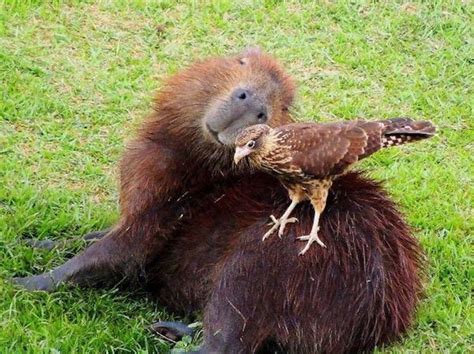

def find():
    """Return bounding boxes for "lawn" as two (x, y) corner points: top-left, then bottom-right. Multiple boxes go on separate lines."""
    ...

(0, 1), (472, 352)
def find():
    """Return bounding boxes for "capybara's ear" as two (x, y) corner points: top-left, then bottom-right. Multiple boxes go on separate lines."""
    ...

(238, 46), (263, 63)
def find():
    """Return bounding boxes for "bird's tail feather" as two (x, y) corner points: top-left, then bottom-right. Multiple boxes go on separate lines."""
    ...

(379, 117), (436, 147)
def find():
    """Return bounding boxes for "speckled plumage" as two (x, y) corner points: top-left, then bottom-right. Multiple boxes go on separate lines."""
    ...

(258, 118), (435, 180)
(235, 117), (435, 254)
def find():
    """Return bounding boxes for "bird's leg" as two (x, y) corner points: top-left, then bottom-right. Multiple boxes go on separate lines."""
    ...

(263, 195), (301, 241)
(276, 199), (299, 236)
(297, 182), (330, 255)
(297, 208), (326, 254)
(262, 215), (280, 240)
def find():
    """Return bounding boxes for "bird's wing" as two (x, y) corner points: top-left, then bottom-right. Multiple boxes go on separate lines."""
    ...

(276, 121), (384, 177)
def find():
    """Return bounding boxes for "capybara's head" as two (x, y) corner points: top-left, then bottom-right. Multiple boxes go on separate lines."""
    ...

(155, 47), (295, 147)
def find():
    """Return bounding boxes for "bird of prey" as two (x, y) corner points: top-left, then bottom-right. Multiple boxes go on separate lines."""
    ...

(233, 118), (436, 255)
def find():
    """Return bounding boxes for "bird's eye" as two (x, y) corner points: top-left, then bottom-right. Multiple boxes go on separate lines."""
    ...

(246, 140), (256, 148)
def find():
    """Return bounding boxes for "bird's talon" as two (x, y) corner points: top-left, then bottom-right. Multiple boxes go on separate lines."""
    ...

(297, 232), (326, 255)
(277, 216), (299, 237)
(262, 222), (279, 241)
(266, 215), (279, 226)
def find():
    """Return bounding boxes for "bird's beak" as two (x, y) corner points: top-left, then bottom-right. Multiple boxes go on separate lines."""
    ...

(234, 146), (252, 165)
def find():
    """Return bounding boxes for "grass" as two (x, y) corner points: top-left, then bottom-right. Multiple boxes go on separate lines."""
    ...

(0, 0), (472, 352)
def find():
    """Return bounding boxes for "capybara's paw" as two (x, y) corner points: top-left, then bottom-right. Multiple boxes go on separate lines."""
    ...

(11, 273), (56, 292)
(150, 321), (195, 342)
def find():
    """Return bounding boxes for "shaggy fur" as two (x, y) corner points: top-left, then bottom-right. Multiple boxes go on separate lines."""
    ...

(149, 171), (423, 353)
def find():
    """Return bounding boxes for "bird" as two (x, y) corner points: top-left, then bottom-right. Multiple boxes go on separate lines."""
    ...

(233, 118), (436, 255)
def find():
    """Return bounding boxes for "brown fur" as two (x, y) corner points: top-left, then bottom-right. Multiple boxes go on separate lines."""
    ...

(14, 51), (424, 353)
(150, 171), (423, 353)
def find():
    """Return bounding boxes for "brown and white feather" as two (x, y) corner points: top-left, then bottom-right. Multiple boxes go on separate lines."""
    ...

(257, 118), (435, 181)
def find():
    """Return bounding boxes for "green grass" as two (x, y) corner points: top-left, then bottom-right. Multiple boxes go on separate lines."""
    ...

(1, 1), (472, 352)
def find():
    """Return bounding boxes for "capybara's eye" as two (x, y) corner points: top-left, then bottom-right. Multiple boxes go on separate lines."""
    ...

(239, 58), (248, 65)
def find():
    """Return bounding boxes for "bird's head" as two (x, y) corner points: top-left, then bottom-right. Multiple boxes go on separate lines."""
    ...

(234, 124), (272, 165)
